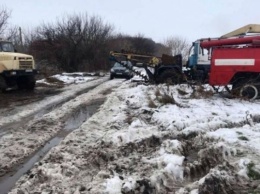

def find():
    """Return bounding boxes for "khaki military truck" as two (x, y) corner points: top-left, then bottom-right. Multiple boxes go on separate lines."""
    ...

(0, 40), (38, 91)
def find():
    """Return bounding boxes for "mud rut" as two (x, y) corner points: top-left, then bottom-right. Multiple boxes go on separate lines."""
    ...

(0, 82), (111, 194)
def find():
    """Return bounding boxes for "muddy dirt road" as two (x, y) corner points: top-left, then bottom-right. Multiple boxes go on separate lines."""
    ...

(2, 79), (260, 194)
(0, 76), (124, 193)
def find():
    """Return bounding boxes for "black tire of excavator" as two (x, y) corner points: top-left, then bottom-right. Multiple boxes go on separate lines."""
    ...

(157, 69), (183, 85)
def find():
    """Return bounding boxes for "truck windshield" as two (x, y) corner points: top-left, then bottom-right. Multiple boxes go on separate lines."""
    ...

(0, 42), (15, 52)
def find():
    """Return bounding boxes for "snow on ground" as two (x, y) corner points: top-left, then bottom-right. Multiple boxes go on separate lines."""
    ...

(9, 82), (260, 193)
(0, 75), (107, 128)
(37, 73), (98, 85)
(0, 75), (123, 179)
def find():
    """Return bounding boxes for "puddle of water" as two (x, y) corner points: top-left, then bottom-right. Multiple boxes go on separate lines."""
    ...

(64, 103), (99, 131)
(0, 100), (103, 194)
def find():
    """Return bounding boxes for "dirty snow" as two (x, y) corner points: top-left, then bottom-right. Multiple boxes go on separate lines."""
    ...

(0, 75), (108, 128)
(6, 82), (260, 193)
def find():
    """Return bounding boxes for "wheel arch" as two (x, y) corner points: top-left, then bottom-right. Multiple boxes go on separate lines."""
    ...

(230, 72), (260, 86)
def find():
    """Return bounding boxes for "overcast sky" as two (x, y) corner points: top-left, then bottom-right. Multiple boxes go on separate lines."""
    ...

(2, 0), (260, 43)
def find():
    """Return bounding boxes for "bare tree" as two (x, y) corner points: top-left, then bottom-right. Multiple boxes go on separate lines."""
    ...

(0, 7), (29, 53)
(108, 33), (158, 55)
(108, 33), (133, 52)
(130, 34), (156, 54)
(154, 43), (171, 56)
(164, 36), (190, 61)
(0, 6), (11, 36)
(30, 13), (114, 72)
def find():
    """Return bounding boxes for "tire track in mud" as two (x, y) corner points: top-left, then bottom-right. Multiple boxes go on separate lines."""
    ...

(0, 79), (107, 137)
(0, 80), (120, 194)
(0, 100), (104, 194)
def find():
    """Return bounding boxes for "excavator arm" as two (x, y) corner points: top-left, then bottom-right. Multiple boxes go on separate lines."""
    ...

(109, 51), (160, 81)
(221, 24), (260, 38)
(109, 51), (161, 67)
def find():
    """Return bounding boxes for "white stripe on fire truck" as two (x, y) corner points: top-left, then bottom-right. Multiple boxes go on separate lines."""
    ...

(215, 59), (255, 66)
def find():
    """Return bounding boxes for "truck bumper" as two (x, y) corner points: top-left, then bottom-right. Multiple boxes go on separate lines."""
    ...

(2, 69), (39, 77)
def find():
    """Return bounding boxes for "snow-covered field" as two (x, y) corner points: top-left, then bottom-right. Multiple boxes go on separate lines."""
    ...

(9, 81), (260, 193)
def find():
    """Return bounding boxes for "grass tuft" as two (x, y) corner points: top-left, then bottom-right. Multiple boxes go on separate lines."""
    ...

(190, 85), (214, 99)
(147, 96), (157, 108)
(177, 88), (189, 96)
(238, 136), (249, 141)
(247, 162), (260, 180)
(45, 77), (64, 85)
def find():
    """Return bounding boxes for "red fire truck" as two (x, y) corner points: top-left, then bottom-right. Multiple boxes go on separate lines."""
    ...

(201, 35), (260, 100)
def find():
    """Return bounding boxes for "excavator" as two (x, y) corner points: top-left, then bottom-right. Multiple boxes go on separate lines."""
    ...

(109, 51), (183, 84)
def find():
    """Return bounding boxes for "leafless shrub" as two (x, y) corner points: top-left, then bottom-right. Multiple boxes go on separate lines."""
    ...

(125, 110), (148, 125)
(190, 85), (214, 99)
(125, 112), (134, 125)
(147, 96), (157, 108)
(158, 92), (175, 104)
(154, 87), (185, 108)
(45, 77), (64, 85)
(154, 87), (161, 97)
(177, 88), (189, 96)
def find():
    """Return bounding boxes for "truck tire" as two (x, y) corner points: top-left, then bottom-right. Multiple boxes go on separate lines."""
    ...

(239, 84), (258, 100)
(0, 75), (7, 92)
(157, 69), (182, 85)
(25, 76), (36, 91)
(17, 76), (36, 91)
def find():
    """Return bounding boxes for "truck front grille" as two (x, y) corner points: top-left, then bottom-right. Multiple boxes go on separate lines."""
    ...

(19, 61), (33, 69)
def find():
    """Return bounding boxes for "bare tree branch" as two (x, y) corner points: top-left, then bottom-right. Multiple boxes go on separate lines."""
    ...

(164, 36), (190, 61)
(0, 6), (11, 36)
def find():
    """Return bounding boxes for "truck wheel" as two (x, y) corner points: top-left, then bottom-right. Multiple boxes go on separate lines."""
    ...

(25, 76), (36, 91)
(157, 70), (182, 85)
(0, 76), (7, 91)
(17, 76), (36, 91)
(239, 84), (258, 100)
(26, 79), (36, 90)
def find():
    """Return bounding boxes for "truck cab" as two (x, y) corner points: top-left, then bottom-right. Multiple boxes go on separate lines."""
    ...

(0, 40), (38, 91)
(187, 40), (211, 82)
